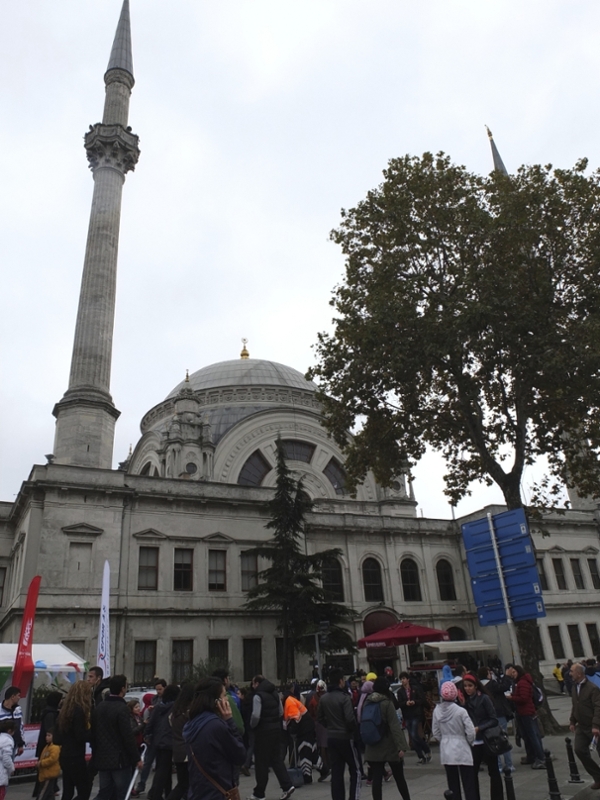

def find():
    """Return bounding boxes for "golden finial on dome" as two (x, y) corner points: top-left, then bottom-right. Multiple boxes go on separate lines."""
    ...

(240, 338), (250, 359)
(185, 369), (189, 382)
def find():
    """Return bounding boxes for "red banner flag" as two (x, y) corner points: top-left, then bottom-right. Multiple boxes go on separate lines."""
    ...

(12, 576), (42, 695)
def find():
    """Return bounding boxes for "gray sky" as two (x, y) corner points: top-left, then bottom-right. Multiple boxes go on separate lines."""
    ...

(1, 0), (594, 517)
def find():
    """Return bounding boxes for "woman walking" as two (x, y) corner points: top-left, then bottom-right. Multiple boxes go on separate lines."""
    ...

(505, 665), (546, 769)
(183, 678), (246, 800)
(166, 683), (195, 800)
(146, 684), (180, 800)
(462, 673), (504, 800)
(283, 693), (317, 783)
(55, 681), (93, 800)
(432, 681), (477, 800)
(362, 677), (411, 800)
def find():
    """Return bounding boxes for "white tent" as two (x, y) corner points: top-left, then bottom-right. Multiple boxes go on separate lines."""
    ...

(422, 639), (497, 653)
(0, 643), (86, 673)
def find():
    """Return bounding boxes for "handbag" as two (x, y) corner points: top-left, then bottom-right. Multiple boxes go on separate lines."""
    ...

(287, 734), (305, 788)
(191, 753), (241, 800)
(482, 725), (512, 756)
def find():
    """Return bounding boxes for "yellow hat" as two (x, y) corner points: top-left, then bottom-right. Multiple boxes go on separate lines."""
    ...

(366, 672), (377, 681)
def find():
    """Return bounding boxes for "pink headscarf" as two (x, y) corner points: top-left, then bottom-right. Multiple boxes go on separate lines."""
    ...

(357, 680), (374, 722)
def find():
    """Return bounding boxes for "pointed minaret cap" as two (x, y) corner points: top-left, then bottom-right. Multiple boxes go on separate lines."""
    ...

(485, 125), (508, 175)
(106, 0), (134, 80)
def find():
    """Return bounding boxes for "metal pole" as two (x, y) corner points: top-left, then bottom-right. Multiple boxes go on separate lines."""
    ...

(544, 749), (563, 800)
(503, 766), (517, 800)
(487, 513), (521, 663)
(315, 633), (322, 680)
(565, 737), (584, 783)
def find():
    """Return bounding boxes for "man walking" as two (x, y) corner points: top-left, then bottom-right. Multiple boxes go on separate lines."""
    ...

(396, 672), (431, 764)
(317, 669), (360, 800)
(91, 674), (143, 800)
(0, 688), (24, 756)
(248, 674), (295, 800)
(569, 662), (600, 790)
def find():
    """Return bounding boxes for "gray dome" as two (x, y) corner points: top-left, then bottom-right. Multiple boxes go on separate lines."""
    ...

(167, 358), (316, 399)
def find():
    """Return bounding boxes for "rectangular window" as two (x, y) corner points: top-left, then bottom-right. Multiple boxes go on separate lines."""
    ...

(586, 623), (600, 656)
(208, 550), (226, 591)
(537, 559), (548, 592)
(134, 641), (157, 685)
(568, 624), (585, 657)
(208, 639), (228, 667)
(138, 547), (159, 590)
(172, 640), (193, 684)
(174, 548), (193, 591)
(241, 551), (258, 592)
(243, 639), (262, 681)
(548, 625), (565, 660)
(0, 567), (7, 606)
(69, 543), (93, 588)
(588, 559), (600, 590)
(552, 558), (567, 590)
(570, 559), (585, 590)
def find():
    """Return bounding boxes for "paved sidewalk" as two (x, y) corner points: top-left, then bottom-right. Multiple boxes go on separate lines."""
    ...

(7, 695), (600, 800)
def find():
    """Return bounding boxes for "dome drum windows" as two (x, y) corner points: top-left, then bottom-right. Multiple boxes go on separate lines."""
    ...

(237, 450), (272, 486)
(323, 458), (346, 495)
(280, 439), (316, 463)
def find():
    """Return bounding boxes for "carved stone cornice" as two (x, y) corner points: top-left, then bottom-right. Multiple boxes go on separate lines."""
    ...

(84, 123), (140, 174)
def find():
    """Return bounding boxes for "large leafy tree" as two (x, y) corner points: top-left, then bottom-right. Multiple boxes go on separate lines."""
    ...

(244, 440), (355, 683)
(310, 153), (600, 723)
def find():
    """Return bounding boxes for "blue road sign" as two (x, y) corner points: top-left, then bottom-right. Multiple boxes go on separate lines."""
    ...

(461, 508), (546, 627)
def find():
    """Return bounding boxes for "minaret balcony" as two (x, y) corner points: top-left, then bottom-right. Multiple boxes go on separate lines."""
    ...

(84, 123), (140, 174)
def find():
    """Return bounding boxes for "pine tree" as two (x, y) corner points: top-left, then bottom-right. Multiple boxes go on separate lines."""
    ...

(244, 439), (354, 682)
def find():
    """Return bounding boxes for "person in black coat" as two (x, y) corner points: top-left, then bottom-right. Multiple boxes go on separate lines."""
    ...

(462, 674), (503, 800)
(145, 684), (180, 800)
(90, 675), (143, 800)
(166, 683), (194, 800)
(54, 682), (93, 800)
(396, 673), (431, 764)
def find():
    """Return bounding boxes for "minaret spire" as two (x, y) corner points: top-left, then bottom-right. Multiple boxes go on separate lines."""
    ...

(485, 125), (508, 175)
(52, 1), (140, 469)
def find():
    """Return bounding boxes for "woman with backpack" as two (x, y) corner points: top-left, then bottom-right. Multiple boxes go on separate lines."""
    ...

(361, 677), (411, 800)
(462, 674), (504, 800)
(505, 665), (546, 769)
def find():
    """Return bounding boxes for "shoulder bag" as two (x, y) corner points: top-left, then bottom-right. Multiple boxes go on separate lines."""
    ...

(191, 753), (241, 800)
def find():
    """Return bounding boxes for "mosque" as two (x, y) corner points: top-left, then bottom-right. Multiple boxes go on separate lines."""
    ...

(1, 2), (599, 685)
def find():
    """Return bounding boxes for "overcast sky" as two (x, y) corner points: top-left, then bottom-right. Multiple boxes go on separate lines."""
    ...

(1, 0), (594, 517)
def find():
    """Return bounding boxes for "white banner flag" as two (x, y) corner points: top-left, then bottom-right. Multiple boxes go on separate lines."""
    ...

(97, 560), (111, 677)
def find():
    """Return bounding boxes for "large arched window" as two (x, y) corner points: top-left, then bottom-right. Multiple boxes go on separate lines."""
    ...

(280, 439), (316, 463)
(362, 558), (384, 602)
(237, 450), (272, 486)
(400, 558), (422, 602)
(436, 559), (457, 601)
(322, 558), (345, 602)
(323, 458), (346, 495)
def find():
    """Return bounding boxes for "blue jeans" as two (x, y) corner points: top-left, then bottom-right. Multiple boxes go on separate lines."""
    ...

(95, 767), (134, 800)
(518, 714), (545, 763)
(407, 717), (430, 759)
(496, 716), (513, 769)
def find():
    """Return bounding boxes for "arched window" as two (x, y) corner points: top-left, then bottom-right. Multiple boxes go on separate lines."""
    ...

(362, 558), (384, 602)
(140, 462), (152, 475)
(400, 558), (422, 602)
(322, 558), (344, 602)
(237, 450), (272, 486)
(436, 559), (457, 601)
(280, 439), (316, 463)
(323, 458), (346, 495)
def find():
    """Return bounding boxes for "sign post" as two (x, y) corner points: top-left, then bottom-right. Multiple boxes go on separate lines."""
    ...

(487, 513), (521, 663)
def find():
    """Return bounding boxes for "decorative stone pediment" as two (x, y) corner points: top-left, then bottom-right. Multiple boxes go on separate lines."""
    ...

(582, 546), (599, 555)
(133, 528), (169, 540)
(547, 545), (566, 553)
(203, 532), (235, 543)
(62, 523), (104, 537)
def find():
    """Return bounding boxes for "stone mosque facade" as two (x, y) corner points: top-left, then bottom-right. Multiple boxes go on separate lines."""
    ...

(1, 2), (600, 686)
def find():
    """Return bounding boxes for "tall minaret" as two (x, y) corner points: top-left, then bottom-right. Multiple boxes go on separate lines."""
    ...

(52, 1), (140, 469)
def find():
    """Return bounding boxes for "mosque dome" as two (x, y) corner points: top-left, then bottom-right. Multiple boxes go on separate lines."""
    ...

(166, 358), (317, 398)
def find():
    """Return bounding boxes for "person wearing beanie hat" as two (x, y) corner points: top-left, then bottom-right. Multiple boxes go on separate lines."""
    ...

(366, 673), (378, 682)
(462, 673), (503, 800)
(432, 682), (477, 800)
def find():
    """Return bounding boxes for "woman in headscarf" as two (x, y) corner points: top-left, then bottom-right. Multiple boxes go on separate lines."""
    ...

(283, 693), (317, 783)
(432, 681), (477, 800)
(54, 681), (93, 800)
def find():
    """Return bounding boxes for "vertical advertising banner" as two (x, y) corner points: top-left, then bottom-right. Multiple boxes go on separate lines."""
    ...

(97, 561), (111, 677)
(12, 575), (42, 695)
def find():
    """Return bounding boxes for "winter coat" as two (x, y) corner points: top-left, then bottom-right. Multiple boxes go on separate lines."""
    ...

(396, 682), (427, 722)
(35, 705), (60, 758)
(317, 687), (356, 740)
(463, 691), (497, 743)
(363, 694), (408, 764)
(226, 691), (244, 735)
(90, 695), (140, 771)
(55, 705), (90, 762)
(432, 701), (476, 766)
(0, 702), (24, 749)
(144, 701), (175, 750)
(170, 709), (189, 763)
(509, 673), (536, 717)
(584, 666), (600, 690)
(481, 677), (513, 721)
(183, 711), (246, 800)
(251, 679), (283, 733)
(38, 743), (61, 782)
(570, 679), (600, 733)
(0, 733), (14, 786)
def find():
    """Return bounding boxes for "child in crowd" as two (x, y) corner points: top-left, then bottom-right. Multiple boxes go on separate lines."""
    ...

(0, 720), (15, 800)
(37, 731), (61, 800)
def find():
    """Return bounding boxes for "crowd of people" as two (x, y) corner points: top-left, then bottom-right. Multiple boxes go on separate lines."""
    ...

(0, 655), (597, 800)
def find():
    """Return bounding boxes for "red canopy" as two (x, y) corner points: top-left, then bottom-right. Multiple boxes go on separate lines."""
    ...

(357, 621), (449, 649)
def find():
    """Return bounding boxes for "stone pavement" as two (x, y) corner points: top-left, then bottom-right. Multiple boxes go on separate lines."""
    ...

(7, 695), (600, 800)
